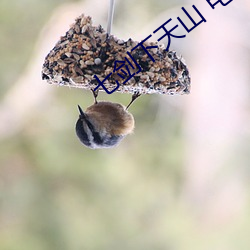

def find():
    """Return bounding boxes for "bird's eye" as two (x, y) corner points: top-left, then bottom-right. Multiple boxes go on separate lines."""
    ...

(75, 118), (92, 148)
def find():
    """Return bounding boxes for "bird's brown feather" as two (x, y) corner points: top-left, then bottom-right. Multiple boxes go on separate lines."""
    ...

(85, 102), (134, 135)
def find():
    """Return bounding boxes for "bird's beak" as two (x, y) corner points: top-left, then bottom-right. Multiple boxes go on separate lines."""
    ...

(77, 105), (86, 119)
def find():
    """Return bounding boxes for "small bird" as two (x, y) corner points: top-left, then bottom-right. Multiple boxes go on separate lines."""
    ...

(75, 91), (140, 149)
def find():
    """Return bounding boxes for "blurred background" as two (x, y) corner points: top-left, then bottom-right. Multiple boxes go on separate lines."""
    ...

(1, 0), (250, 249)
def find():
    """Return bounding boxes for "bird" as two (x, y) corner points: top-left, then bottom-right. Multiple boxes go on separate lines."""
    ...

(75, 91), (140, 149)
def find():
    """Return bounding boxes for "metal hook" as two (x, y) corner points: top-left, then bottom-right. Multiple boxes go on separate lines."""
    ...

(107, 0), (115, 35)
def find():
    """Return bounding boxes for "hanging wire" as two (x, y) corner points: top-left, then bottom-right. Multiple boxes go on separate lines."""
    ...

(107, 0), (115, 35)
